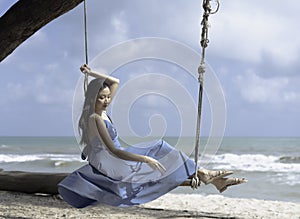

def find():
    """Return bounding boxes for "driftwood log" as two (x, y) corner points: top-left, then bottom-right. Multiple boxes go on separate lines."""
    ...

(0, 170), (68, 194)
(0, 0), (84, 62)
(0, 170), (195, 195)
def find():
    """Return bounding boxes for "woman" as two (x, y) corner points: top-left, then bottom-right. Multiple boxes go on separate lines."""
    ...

(58, 64), (246, 208)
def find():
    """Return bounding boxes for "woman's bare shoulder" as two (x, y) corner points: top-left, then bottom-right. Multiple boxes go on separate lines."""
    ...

(89, 113), (102, 121)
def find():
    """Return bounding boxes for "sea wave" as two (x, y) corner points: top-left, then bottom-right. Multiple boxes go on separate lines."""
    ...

(2, 153), (300, 173)
(0, 154), (86, 173)
(0, 154), (83, 163)
(272, 172), (300, 186)
(278, 156), (300, 164)
(207, 153), (300, 173)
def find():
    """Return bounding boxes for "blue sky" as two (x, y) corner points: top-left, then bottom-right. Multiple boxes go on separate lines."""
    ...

(0, 0), (300, 137)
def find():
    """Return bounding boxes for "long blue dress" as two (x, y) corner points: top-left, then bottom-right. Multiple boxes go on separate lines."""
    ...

(58, 120), (196, 208)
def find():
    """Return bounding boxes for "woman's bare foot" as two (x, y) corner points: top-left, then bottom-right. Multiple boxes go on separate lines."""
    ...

(197, 168), (233, 185)
(211, 177), (247, 193)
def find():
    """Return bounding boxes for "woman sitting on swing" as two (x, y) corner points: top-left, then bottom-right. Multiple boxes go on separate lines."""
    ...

(58, 64), (246, 208)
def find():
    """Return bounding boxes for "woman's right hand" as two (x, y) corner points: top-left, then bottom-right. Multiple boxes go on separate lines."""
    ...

(144, 156), (166, 175)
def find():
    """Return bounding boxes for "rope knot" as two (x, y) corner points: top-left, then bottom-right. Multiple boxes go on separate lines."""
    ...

(191, 175), (201, 189)
(198, 63), (205, 74)
(200, 38), (209, 48)
(203, 0), (212, 15)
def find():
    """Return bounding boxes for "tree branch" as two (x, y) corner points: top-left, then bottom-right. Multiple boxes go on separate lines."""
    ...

(0, 0), (84, 62)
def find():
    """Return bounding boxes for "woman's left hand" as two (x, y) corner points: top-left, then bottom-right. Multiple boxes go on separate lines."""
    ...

(144, 156), (166, 175)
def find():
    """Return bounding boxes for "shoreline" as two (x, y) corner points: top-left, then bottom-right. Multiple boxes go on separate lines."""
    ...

(0, 191), (299, 219)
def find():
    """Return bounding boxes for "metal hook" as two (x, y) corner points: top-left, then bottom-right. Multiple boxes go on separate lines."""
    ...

(203, 0), (220, 15)
(209, 0), (220, 15)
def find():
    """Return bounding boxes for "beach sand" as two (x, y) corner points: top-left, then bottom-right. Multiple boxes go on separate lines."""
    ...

(0, 191), (299, 219)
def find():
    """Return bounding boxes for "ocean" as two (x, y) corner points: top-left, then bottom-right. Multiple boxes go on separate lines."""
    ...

(0, 136), (299, 203)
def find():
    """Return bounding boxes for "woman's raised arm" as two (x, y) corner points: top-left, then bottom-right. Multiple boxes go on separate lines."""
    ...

(80, 64), (119, 100)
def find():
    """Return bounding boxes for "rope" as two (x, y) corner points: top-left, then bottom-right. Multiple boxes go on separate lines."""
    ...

(83, 0), (89, 95)
(191, 0), (219, 189)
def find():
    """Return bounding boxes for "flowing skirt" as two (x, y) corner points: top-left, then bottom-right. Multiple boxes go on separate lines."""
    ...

(58, 140), (196, 208)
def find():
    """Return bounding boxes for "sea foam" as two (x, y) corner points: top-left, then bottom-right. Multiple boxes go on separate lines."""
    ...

(208, 153), (300, 173)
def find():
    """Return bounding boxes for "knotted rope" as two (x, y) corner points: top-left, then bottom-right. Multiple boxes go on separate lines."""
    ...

(191, 0), (220, 189)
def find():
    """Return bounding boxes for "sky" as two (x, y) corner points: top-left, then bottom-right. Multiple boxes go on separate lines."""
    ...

(0, 0), (300, 137)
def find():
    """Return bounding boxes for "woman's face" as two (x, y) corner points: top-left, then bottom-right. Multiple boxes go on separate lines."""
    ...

(95, 86), (111, 112)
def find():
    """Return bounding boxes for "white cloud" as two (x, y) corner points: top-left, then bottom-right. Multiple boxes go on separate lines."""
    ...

(234, 70), (299, 104)
(111, 11), (128, 35)
(33, 76), (74, 105)
(89, 9), (130, 55)
(4, 79), (73, 106)
(211, 1), (300, 66)
(1, 66), (74, 107)
(6, 82), (28, 100)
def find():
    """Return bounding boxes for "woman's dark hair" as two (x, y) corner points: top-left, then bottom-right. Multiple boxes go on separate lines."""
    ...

(78, 78), (108, 147)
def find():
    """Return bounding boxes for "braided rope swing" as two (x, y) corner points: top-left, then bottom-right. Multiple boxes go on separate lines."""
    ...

(191, 0), (220, 189)
(83, 0), (89, 95)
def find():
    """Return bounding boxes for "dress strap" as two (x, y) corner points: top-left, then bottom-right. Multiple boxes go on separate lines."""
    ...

(106, 114), (113, 123)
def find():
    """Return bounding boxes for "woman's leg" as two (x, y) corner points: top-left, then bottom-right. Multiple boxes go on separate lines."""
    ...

(210, 177), (247, 193)
(179, 168), (233, 187)
(197, 168), (233, 184)
(180, 175), (247, 193)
